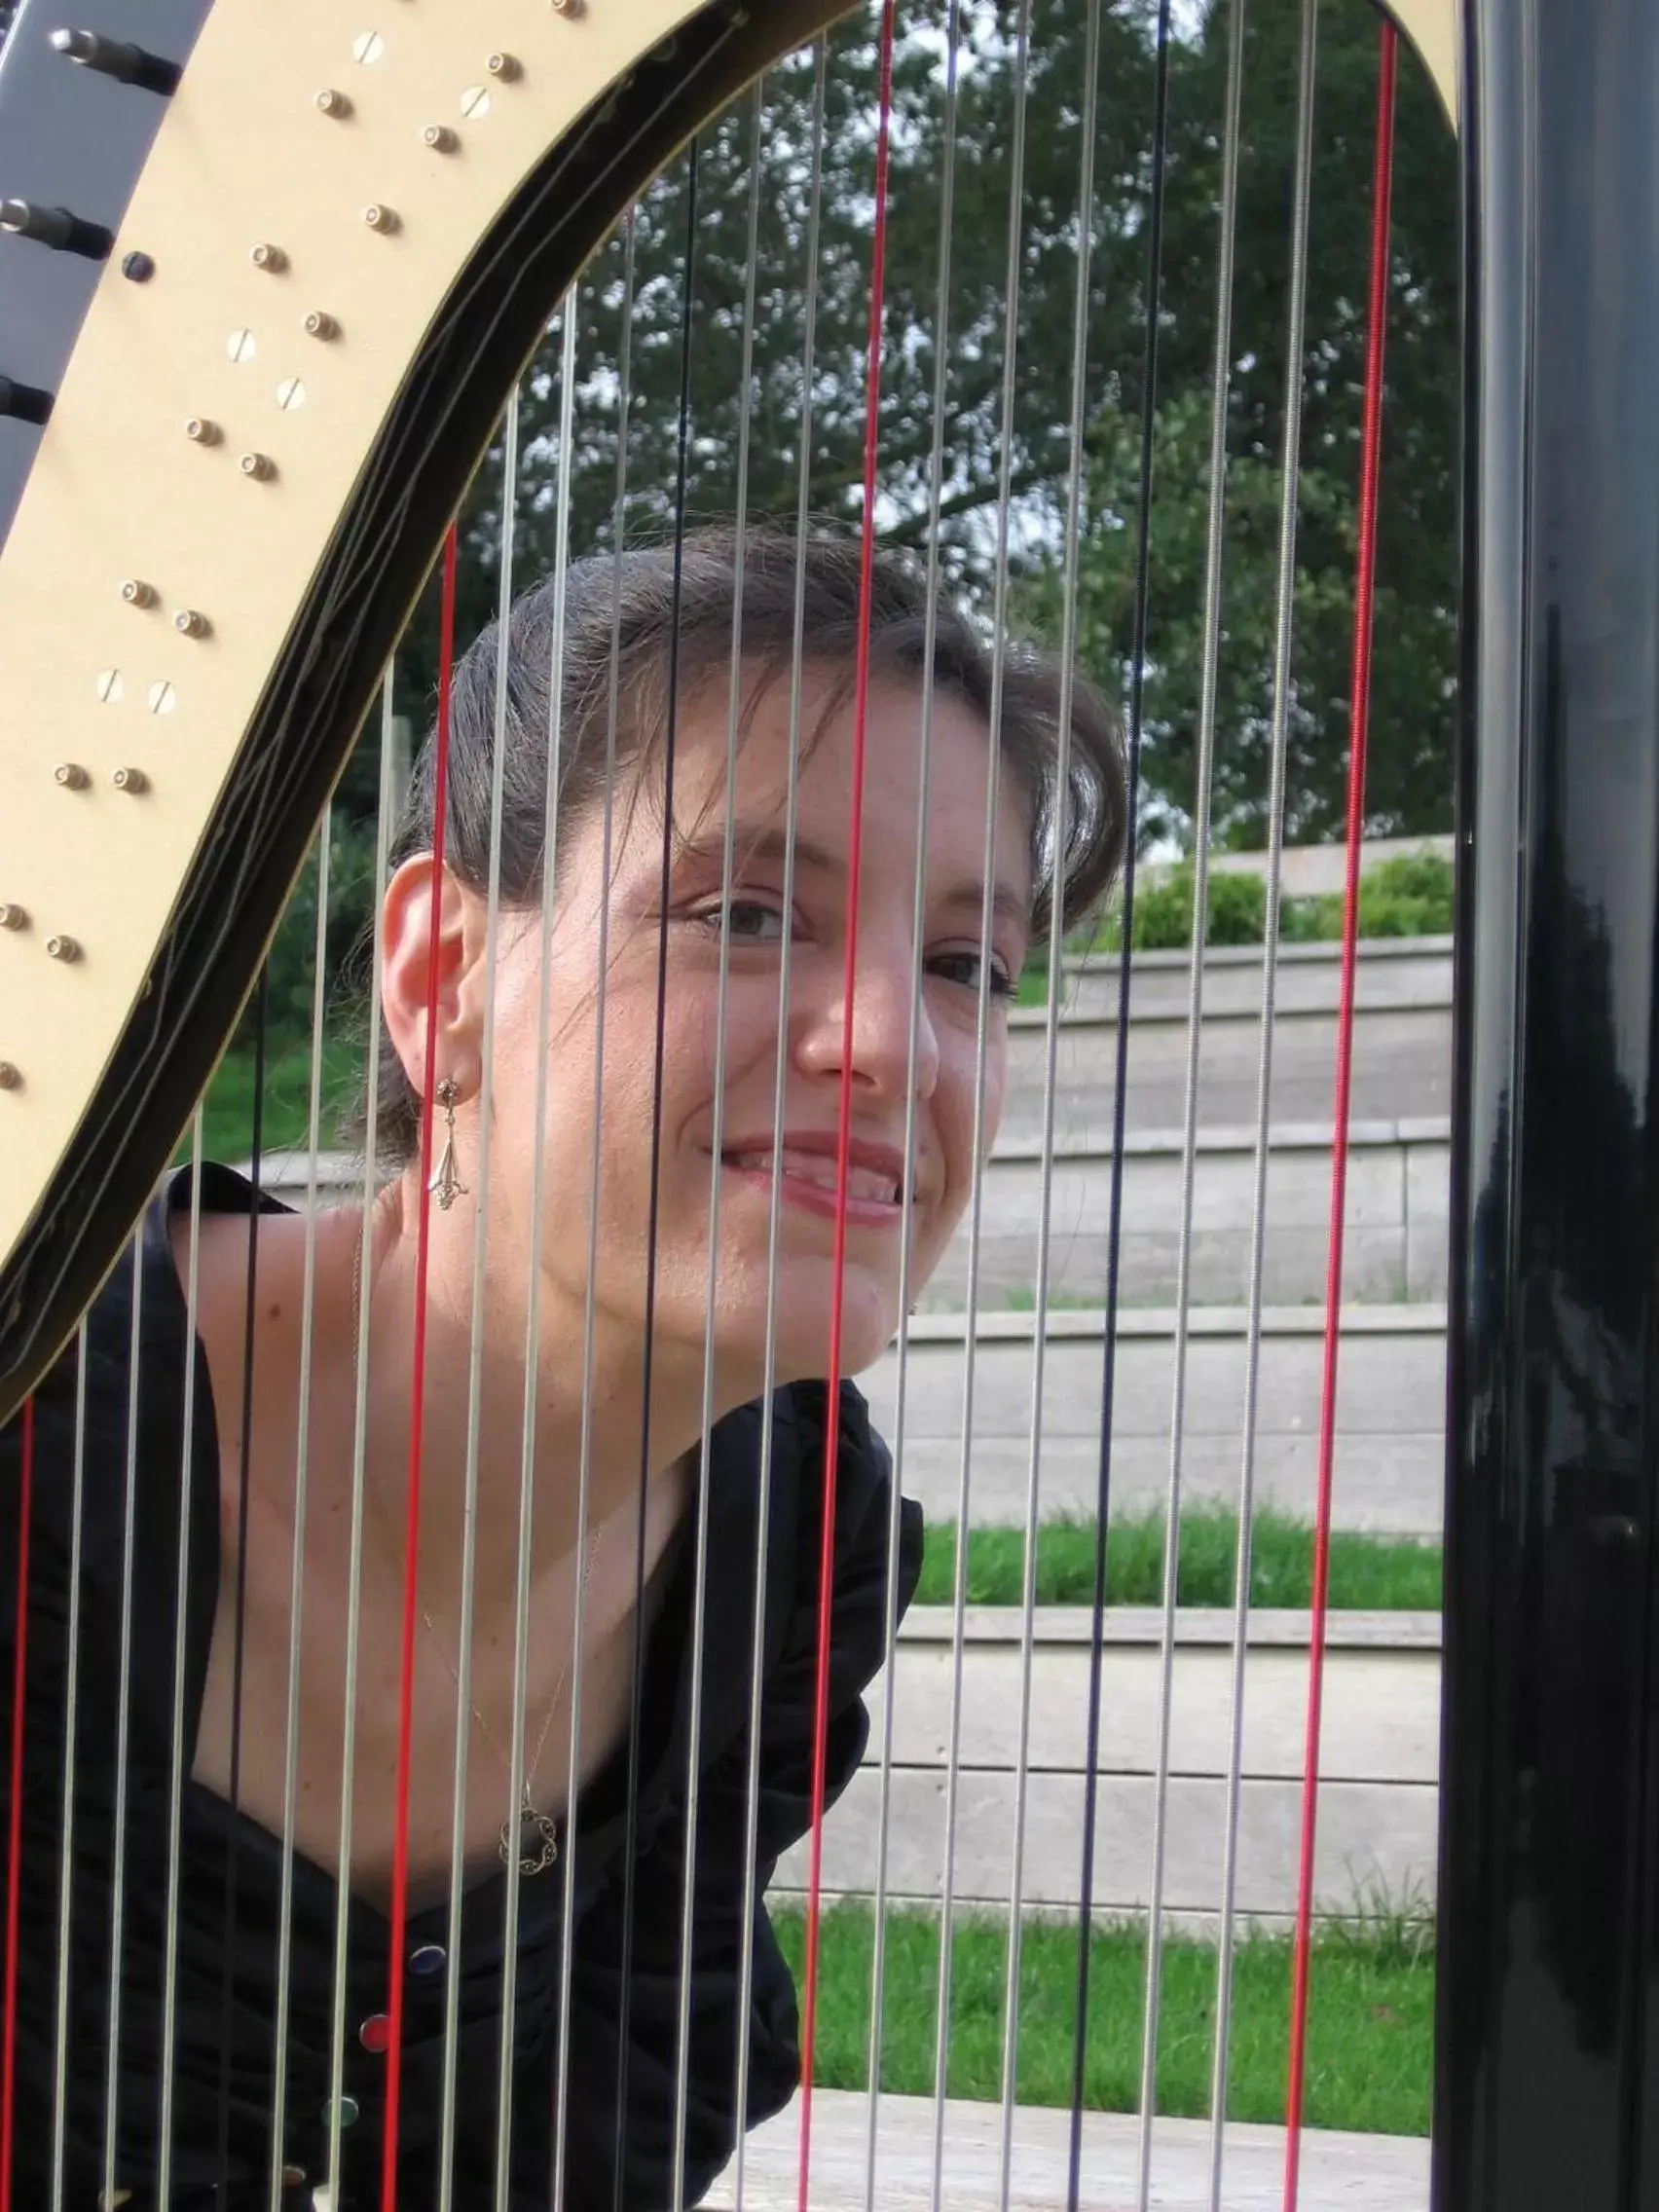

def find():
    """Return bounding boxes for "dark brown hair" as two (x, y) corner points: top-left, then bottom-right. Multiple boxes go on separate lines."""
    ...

(372, 521), (1125, 1164)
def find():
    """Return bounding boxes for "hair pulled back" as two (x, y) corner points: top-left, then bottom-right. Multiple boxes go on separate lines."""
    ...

(373, 522), (1126, 1166)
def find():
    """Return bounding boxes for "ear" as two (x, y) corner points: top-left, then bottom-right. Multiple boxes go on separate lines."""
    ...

(381, 855), (488, 1107)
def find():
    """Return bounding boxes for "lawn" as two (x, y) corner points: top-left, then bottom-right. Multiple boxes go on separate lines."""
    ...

(184, 1034), (365, 1165)
(775, 1901), (1433, 2136)
(911, 1506), (1442, 1611)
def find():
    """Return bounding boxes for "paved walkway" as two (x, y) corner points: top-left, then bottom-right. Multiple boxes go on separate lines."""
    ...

(704, 2091), (1429, 2211)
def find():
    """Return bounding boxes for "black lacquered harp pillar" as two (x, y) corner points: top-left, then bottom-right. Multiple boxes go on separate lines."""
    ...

(1440, 1), (1659, 2205)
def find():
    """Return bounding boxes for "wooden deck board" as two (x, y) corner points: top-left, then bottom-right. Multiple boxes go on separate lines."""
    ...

(704, 2091), (1429, 2210)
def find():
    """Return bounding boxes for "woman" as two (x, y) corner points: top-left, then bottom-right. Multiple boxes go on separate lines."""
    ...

(0, 525), (1124, 2207)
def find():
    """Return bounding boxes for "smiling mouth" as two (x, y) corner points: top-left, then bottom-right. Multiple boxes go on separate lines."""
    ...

(719, 1147), (913, 1213)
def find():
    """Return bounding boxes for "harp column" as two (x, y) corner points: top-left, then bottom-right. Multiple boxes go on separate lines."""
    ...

(1440, 2), (1659, 2207)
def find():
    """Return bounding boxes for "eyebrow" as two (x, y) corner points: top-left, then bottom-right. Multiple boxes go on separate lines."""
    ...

(680, 821), (1032, 938)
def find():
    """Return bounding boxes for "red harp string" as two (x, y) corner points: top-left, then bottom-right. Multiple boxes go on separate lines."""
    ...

(379, 522), (461, 2206)
(1281, 20), (1398, 2207)
(796, 5), (899, 2207)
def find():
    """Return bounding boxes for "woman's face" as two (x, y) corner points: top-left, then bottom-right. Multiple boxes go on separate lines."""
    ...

(480, 658), (1033, 1394)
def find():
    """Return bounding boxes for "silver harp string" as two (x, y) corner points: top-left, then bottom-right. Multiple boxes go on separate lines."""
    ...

(494, 305), (578, 2194)
(157, 1110), (205, 2207)
(864, 4), (963, 2203)
(322, 668), (400, 2194)
(441, 381), (523, 2205)
(729, 39), (830, 2212)
(1133, 0), (1247, 2200)
(100, 1234), (146, 2207)
(266, 804), (334, 2210)
(608, 129), (703, 2204)
(928, 6), (1035, 2205)
(551, 203), (639, 2212)
(671, 75), (767, 2212)
(48, 1318), (91, 2212)
(997, 0), (1105, 2204)
(1207, 4), (1318, 2204)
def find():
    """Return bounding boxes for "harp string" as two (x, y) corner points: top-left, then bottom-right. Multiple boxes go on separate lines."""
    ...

(927, 5), (1035, 2206)
(863, 5), (964, 2201)
(1067, 0), (1171, 2199)
(551, 205), (640, 2212)
(460, 378), (526, 2201)
(213, 966), (271, 2189)
(721, 70), (785, 2212)
(488, 308), (577, 2200)
(323, 666), (402, 2197)
(440, 369), (524, 2199)
(1281, 21), (1399, 2211)
(265, 808), (336, 2210)
(50, 1322), (91, 2212)
(1130, 0), (1248, 2194)
(795, 6), (900, 2205)
(998, 0), (1107, 2201)
(158, 1115), (206, 2207)
(1207, 3), (1321, 2203)
(672, 76), (769, 2212)
(0, 1390), (29, 2212)
(100, 1235), (146, 2204)
(731, 39), (830, 2209)
(378, 521), (462, 2204)
(609, 132), (703, 2212)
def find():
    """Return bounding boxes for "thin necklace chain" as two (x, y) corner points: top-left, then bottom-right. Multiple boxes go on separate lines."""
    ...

(350, 1220), (601, 1871)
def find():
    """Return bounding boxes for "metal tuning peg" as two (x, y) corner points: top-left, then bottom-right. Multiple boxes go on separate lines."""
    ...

(0, 198), (113, 261)
(48, 28), (183, 97)
(0, 378), (53, 426)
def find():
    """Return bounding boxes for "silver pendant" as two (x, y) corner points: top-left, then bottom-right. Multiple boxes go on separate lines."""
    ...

(499, 1803), (559, 1877)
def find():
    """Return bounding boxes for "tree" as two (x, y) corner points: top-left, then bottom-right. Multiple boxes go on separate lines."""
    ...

(362, 0), (1460, 857)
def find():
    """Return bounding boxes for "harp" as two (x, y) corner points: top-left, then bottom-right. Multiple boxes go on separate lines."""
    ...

(0, 1), (1654, 2209)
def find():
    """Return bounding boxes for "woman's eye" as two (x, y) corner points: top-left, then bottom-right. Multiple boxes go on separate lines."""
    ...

(930, 949), (1015, 999)
(695, 898), (787, 942)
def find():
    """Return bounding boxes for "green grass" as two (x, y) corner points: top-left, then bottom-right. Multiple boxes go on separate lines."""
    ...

(178, 1035), (363, 1165)
(774, 1902), (1433, 2135)
(911, 1508), (1443, 1612)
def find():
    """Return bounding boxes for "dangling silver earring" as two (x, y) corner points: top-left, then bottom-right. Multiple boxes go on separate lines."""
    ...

(428, 1077), (467, 1211)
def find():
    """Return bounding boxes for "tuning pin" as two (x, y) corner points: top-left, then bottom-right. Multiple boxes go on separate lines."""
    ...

(49, 28), (183, 97)
(0, 378), (53, 425)
(0, 198), (113, 261)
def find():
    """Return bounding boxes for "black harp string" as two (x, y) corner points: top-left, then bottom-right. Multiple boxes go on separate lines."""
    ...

(101, 1236), (146, 2208)
(216, 964), (269, 2189)
(1067, 1), (1173, 2203)
(610, 133), (702, 2212)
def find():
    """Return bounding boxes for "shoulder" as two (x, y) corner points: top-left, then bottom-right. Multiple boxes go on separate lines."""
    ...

(768, 1377), (922, 1664)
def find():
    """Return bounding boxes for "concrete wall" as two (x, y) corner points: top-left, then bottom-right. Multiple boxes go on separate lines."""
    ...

(773, 1604), (1442, 1932)
(859, 1307), (1448, 1537)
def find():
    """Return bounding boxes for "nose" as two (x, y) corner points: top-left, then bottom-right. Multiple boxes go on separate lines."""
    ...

(793, 936), (940, 1103)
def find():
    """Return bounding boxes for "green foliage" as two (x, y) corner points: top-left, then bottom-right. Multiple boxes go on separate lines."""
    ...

(912, 1508), (1443, 1612)
(1127, 862), (1269, 951)
(357, 1), (1458, 858)
(772, 1902), (1433, 2135)
(1280, 849), (1456, 944)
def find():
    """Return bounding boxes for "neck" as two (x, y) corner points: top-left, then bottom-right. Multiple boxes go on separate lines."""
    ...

(344, 1184), (719, 1622)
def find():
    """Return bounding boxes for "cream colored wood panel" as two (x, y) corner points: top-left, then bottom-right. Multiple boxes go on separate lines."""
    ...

(1385, 0), (1460, 129)
(0, 0), (840, 1279)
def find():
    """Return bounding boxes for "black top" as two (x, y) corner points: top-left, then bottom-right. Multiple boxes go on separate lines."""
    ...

(0, 1166), (920, 2208)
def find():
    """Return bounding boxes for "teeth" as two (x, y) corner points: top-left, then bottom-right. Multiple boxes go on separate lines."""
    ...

(724, 1149), (903, 1204)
